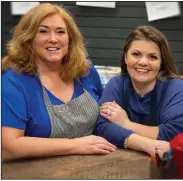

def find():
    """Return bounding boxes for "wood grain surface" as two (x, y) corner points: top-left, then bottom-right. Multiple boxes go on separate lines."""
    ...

(2, 149), (160, 179)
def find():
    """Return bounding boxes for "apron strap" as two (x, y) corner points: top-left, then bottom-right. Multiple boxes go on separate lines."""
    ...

(75, 76), (82, 85)
(36, 68), (52, 105)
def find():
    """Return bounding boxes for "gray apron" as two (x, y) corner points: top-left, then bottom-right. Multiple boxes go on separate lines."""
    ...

(38, 74), (99, 138)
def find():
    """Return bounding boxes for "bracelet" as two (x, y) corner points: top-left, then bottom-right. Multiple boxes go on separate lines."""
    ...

(124, 137), (129, 149)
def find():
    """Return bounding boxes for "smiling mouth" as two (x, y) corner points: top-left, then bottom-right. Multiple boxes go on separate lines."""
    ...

(135, 68), (150, 73)
(46, 47), (60, 51)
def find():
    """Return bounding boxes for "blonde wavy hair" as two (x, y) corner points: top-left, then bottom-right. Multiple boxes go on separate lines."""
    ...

(2, 3), (90, 82)
(120, 25), (183, 80)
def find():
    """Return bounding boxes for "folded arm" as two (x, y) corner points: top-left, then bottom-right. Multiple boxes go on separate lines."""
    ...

(94, 116), (170, 156)
(100, 101), (159, 139)
(2, 126), (116, 161)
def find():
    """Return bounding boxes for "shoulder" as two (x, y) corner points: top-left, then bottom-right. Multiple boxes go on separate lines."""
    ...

(80, 59), (98, 82)
(105, 74), (130, 90)
(3, 70), (24, 87)
(79, 59), (103, 97)
(87, 59), (98, 76)
(164, 78), (183, 97)
(157, 78), (183, 98)
(168, 78), (183, 91)
(80, 59), (102, 86)
(3, 69), (36, 82)
(2, 69), (38, 92)
(3, 69), (19, 80)
(159, 78), (183, 108)
(100, 75), (130, 105)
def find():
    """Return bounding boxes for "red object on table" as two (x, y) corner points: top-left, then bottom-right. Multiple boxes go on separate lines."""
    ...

(170, 133), (183, 178)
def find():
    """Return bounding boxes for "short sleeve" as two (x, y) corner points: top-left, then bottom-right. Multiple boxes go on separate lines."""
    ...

(158, 80), (183, 141)
(2, 76), (29, 130)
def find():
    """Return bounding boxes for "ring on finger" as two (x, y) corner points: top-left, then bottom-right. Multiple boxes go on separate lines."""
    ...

(107, 110), (111, 116)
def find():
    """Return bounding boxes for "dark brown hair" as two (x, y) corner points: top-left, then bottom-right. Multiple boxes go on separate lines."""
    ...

(120, 25), (183, 80)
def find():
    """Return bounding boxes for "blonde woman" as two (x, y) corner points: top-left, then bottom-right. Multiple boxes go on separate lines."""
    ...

(2, 3), (116, 161)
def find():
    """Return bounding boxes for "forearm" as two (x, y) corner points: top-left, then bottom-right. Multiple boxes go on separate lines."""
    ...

(99, 102), (159, 140)
(126, 133), (170, 157)
(125, 121), (159, 139)
(126, 133), (157, 155)
(2, 137), (78, 161)
(95, 117), (134, 148)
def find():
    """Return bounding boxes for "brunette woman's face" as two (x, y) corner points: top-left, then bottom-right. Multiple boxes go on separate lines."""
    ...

(125, 40), (161, 85)
(32, 14), (69, 65)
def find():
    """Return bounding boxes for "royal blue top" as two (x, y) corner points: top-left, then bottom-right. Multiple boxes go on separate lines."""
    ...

(2, 62), (103, 137)
(94, 75), (183, 148)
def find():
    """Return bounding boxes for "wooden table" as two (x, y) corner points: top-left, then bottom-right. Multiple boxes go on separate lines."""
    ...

(2, 149), (161, 179)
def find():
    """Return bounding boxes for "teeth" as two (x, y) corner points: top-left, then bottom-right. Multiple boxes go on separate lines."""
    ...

(47, 48), (58, 51)
(136, 69), (148, 72)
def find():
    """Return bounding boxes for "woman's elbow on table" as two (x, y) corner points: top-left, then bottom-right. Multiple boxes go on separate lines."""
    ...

(2, 126), (26, 161)
(2, 149), (17, 162)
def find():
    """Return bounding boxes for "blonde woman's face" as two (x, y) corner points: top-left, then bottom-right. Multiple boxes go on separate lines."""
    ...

(32, 14), (69, 65)
(125, 40), (161, 85)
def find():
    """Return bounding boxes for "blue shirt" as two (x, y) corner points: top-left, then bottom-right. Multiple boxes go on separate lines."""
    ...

(2, 62), (103, 137)
(94, 75), (183, 148)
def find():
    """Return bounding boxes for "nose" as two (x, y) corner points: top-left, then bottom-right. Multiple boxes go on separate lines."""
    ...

(48, 32), (58, 43)
(138, 56), (148, 66)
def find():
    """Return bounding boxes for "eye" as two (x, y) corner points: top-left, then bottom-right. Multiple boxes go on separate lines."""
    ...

(57, 30), (65, 34)
(149, 55), (157, 60)
(39, 29), (48, 33)
(132, 52), (140, 56)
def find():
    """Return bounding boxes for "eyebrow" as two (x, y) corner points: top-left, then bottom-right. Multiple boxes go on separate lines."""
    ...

(39, 25), (66, 30)
(149, 53), (159, 55)
(131, 49), (159, 55)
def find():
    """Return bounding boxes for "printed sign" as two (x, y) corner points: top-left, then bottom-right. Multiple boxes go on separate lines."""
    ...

(145, 2), (181, 21)
(76, 2), (116, 8)
(11, 2), (40, 15)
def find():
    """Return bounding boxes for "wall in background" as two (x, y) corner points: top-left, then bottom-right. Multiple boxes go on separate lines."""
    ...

(2, 1), (183, 73)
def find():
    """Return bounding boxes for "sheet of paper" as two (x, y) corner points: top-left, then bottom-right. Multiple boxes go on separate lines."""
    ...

(76, 2), (116, 8)
(145, 2), (181, 21)
(11, 2), (40, 15)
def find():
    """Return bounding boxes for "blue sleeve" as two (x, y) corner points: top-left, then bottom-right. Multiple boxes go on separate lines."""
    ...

(158, 80), (183, 141)
(2, 76), (29, 130)
(88, 60), (103, 98)
(94, 77), (135, 148)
